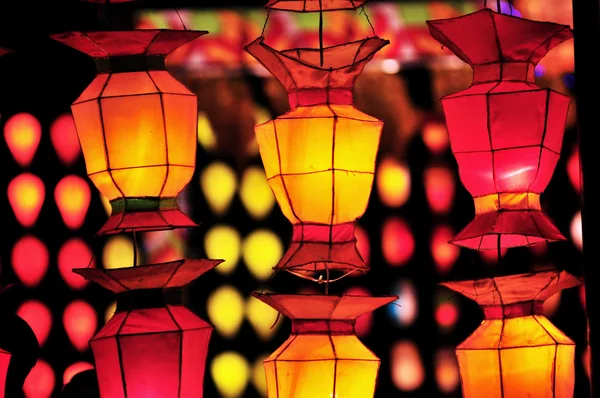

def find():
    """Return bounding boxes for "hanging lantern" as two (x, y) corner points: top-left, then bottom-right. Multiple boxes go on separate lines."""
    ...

(253, 293), (395, 397)
(51, 30), (205, 235)
(264, 0), (367, 11)
(245, 32), (388, 280)
(74, 259), (222, 398)
(441, 270), (581, 398)
(427, 10), (573, 250)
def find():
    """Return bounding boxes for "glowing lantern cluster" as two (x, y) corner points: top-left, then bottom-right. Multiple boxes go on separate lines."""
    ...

(246, 2), (395, 398)
(52, 29), (223, 398)
(442, 271), (581, 398)
(52, 30), (206, 235)
(427, 9), (573, 250)
(254, 293), (395, 397)
(245, 21), (387, 280)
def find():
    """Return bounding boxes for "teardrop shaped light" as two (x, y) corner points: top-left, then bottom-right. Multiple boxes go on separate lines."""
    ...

(58, 238), (94, 290)
(23, 359), (55, 398)
(17, 300), (53, 347)
(4, 113), (41, 167)
(8, 173), (45, 228)
(207, 285), (244, 338)
(50, 113), (81, 166)
(246, 293), (281, 341)
(242, 229), (282, 281)
(200, 162), (237, 216)
(11, 235), (49, 288)
(63, 300), (97, 352)
(239, 166), (275, 220)
(54, 175), (91, 230)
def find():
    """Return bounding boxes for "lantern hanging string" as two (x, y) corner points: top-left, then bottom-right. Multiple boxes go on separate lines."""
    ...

(174, 8), (187, 30)
(359, 6), (376, 36)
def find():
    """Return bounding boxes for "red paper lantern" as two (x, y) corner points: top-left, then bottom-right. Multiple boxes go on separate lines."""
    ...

(74, 259), (222, 398)
(441, 270), (581, 398)
(245, 35), (387, 280)
(51, 30), (205, 235)
(253, 293), (395, 397)
(427, 10), (573, 250)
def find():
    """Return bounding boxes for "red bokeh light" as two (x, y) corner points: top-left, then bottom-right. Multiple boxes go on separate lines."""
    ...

(50, 113), (81, 166)
(435, 302), (458, 329)
(58, 238), (94, 290)
(11, 235), (49, 288)
(23, 359), (55, 398)
(17, 300), (53, 347)
(566, 147), (580, 193)
(431, 225), (459, 274)
(63, 361), (94, 386)
(382, 217), (415, 266)
(424, 165), (455, 214)
(63, 300), (98, 352)
(422, 122), (450, 155)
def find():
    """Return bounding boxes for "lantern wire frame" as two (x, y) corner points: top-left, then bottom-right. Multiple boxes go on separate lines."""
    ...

(426, 9), (573, 251)
(245, 32), (388, 285)
(51, 30), (207, 236)
(441, 270), (583, 398)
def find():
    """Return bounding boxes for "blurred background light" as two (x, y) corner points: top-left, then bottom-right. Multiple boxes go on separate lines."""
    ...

(62, 362), (94, 387)
(239, 166), (275, 220)
(63, 300), (97, 352)
(430, 225), (459, 274)
(434, 348), (460, 393)
(4, 112), (41, 167)
(17, 300), (53, 347)
(58, 238), (94, 290)
(49, 114), (81, 166)
(23, 359), (55, 398)
(377, 157), (411, 207)
(242, 229), (282, 281)
(207, 285), (244, 338)
(201, 162), (237, 215)
(389, 280), (418, 327)
(54, 175), (91, 230)
(8, 173), (45, 228)
(382, 217), (415, 266)
(204, 225), (241, 275)
(391, 341), (425, 391)
(102, 236), (139, 269)
(211, 351), (250, 398)
(11, 235), (49, 288)
(246, 293), (281, 341)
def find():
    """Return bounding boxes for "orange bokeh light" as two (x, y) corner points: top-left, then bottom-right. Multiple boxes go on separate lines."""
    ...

(422, 122), (449, 155)
(4, 112), (41, 167)
(382, 217), (415, 266)
(391, 341), (425, 391)
(11, 235), (49, 288)
(434, 349), (460, 393)
(63, 300), (98, 352)
(50, 113), (81, 166)
(377, 157), (411, 207)
(54, 175), (91, 230)
(8, 173), (45, 228)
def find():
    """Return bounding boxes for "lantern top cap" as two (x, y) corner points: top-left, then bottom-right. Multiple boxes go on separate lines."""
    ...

(440, 270), (582, 306)
(252, 292), (397, 320)
(245, 36), (387, 98)
(427, 9), (572, 67)
(73, 258), (223, 293)
(51, 30), (207, 59)
(265, 0), (366, 12)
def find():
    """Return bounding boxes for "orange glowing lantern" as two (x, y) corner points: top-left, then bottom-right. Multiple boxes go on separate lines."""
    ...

(441, 270), (581, 398)
(74, 259), (222, 398)
(51, 30), (206, 235)
(427, 10), (573, 249)
(253, 293), (395, 397)
(245, 33), (388, 280)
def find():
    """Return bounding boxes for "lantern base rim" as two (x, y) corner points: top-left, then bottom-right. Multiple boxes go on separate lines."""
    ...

(274, 240), (369, 276)
(450, 210), (565, 250)
(97, 208), (198, 235)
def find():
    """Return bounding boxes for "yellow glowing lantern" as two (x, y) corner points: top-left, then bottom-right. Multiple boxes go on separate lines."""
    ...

(253, 293), (395, 397)
(245, 35), (388, 281)
(52, 30), (206, 234)
(441, 270), (582, 398)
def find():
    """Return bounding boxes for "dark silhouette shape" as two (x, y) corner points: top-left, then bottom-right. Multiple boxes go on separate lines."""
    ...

(61, 369), (100, 398)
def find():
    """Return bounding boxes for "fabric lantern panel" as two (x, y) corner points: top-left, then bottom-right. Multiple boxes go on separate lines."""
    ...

(51, 30), (205, 235)
(253, 293), (396, 398)
(265, 0), (366, 11)
(74, 259), (222, 398)
(442, 270), (581, 398)
(245, 36), (387, 280)
(0, 349), (9, 397)
(427, 10), (573, 250)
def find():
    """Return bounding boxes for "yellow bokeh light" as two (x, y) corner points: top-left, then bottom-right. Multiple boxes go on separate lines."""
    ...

(101, 236), (140, 269)
(211, 351), (250, 398)
(376, 157), (411, 207)
(246, 294), (281, 341)
(204, 225), (241, 275)
(207, 285), (244, 338)
(104, 301), (116, 324)
(99, 194), (111, 215)
(200, 162), (237, 216)
(240, 167), (275, 220)
(251, 354), (269, 397)
(242, 230), (283, 281)
(197, 112), (217, 151)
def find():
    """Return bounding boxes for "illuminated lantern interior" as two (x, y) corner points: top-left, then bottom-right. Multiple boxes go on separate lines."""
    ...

(441, 270), (581, 398)
(245, 35), (388, 281)
(427, 10), (573, 250)
(51, 30), (206, 235)
(253, 293), (395, 398)
(74, 258), (222, 398)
